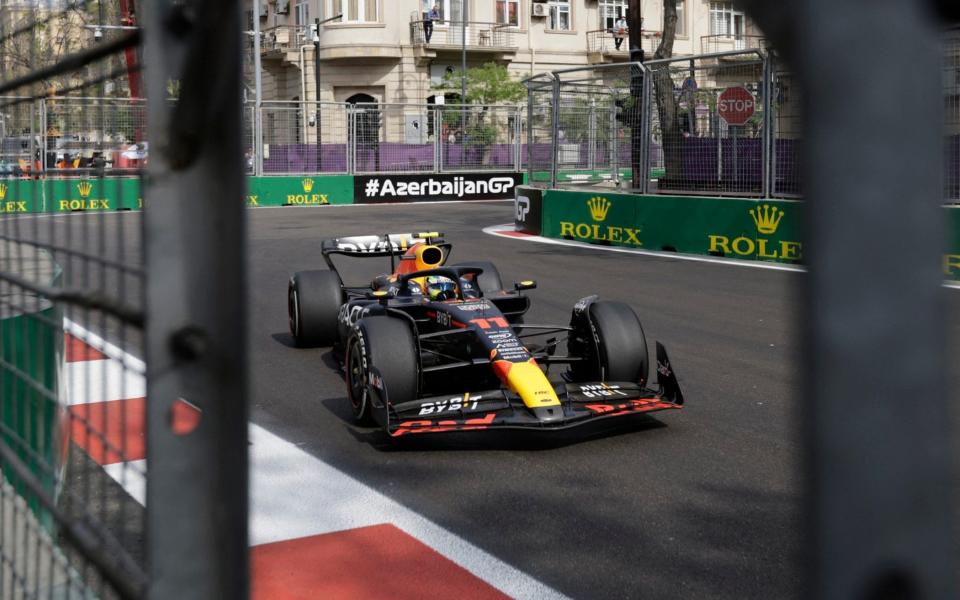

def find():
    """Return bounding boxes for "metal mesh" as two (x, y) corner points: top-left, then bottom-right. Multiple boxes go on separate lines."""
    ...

(0, 2), (146, 599)
(0, 98), (39, 176)
(42, 98), (147, 174)
(524, 75), (557, 184)
(946, 27), (959, 203)
(436, 105), (519, 172)
(354, 102), (432, 174)
(772, 58), (802, 197)
(261, 101), (349, 175)
(646, 50), (766, 196)
(556, 67), (635, 187)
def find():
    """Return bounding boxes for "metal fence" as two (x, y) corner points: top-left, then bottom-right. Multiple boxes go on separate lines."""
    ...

(946, 27), (960, 201)
(0, 0), (248, 598)
(525, 41), (960, 201)
(256, 101), (523, 175)
(524, 50), (798, 198)
(409, 18), (517, 49)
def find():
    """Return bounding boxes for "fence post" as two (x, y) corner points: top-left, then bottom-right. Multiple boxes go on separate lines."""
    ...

(39, 99), (47, 173)
(526, 91), (534, 183)
(143, 0), (249, 596)
(550, 76), (560, 188)
(611, 100), (619, 187)
(348, 104), (355, 175)
(762, 51), (773, 198)
(434, 107), (441, 173)
(255, 104), (263, 176)
(514, 106), (522, 173)
(639, 62), (652, 195)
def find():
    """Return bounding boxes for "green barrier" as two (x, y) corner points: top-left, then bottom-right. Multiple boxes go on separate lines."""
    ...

(541, 190), (803, 263)
(246, 175), (354, 207)
(538, 190), (960, 280)
(0, 180), (43, 214)
(46, 178), (142, 212)
(0, 247), (63, 527)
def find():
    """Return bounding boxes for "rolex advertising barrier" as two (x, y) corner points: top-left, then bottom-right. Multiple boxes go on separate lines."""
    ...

(515, 186), (960, 282)
(0, 172), (524, 212)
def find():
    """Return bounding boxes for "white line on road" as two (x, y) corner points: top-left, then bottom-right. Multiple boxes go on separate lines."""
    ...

(65, 318), (569, 600)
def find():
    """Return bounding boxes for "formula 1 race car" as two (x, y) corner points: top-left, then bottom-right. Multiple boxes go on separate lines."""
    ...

(287, 232), (683, 437)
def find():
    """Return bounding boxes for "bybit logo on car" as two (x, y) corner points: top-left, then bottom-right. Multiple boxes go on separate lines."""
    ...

(707, 204), (801, 261)
(558, 197), (642, 246)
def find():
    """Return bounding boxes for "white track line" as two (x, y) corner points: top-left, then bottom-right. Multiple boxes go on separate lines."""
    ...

(484, 223), (960, 290)
(64, 318), (569, 600)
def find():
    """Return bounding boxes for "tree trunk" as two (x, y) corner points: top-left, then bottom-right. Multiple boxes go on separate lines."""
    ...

(654, 1), (683, 187)
(627, 0), (644, 187)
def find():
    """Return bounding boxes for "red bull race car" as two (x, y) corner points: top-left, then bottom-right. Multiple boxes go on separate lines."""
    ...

(287, 232), (683, 437)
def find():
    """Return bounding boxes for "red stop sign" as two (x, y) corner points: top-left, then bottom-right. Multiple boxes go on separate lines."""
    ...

(718, 86), (755, 125)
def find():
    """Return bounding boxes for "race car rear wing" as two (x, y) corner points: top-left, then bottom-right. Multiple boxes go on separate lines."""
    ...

(321, 232), (452, 276)
(321, 232), (448, 258)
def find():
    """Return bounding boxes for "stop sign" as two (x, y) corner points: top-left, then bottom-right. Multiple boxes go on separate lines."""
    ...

(718, 86), (755, 125)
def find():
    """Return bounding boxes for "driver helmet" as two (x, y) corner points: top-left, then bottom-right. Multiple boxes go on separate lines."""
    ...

(425, 276), (457, 301)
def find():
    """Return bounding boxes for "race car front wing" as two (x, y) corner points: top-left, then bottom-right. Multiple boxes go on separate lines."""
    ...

(370, 343), (684, 437)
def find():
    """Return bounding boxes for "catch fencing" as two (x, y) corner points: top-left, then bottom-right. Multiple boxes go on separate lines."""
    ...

(256, 101), (523, 175)
(525, 41), (960, 202)
(525, 50), (798, 198)
(947, 27), (959, 201)
(0, 0), (248, 597)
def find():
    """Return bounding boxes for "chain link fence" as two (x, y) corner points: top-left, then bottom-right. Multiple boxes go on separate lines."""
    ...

(0, 20), (148, 600)
(646, 50), (767, 196)
(946, 27), (959, 202)
(43, 98), (147, 174)
(1, 0), (248, 595)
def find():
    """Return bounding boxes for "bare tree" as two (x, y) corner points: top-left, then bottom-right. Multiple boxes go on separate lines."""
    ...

(651, 0), (681, 186)
(625, 0), (680, 187)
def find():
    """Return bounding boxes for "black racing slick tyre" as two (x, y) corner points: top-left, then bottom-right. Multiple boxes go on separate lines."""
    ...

(572, 301), (649, 386)
(288, 270), (343, 347)
(452, 261), (503, 295)
(345, 316), (419, 427)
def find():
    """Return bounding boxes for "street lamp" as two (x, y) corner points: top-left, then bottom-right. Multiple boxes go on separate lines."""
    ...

(314, 14), (342, 173)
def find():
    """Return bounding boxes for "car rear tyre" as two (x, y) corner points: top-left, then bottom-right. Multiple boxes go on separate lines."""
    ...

(452, 261), (502, 295)
(289, 270), (343, 347)
(571, 301), (649, 386)
(345, 316), (419, 427)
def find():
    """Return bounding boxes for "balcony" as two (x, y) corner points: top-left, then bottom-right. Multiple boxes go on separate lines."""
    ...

(260, 25), (312, 56)
(586, 29), (661, 63)
(700, 34), (767, 56)
(410, 18), (517, 55)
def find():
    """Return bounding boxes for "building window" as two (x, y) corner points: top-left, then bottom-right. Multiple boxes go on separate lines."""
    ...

(548, 0), (570, 31)
(675, 0), (686, 37)
(496, 0), (519, 26)
(295, 0), (309, 28)
(336, 0), (379, 23)
(422, 0), (466, 23)
(599, 0), (626, 31)
(710, 2), (744, 37)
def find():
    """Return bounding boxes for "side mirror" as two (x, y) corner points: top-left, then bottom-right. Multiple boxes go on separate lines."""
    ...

(514, 280), (537, 292)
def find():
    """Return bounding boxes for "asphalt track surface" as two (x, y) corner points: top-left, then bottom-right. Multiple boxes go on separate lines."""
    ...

(249, 201), (959, 599)
(20, 204), (959, 598)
